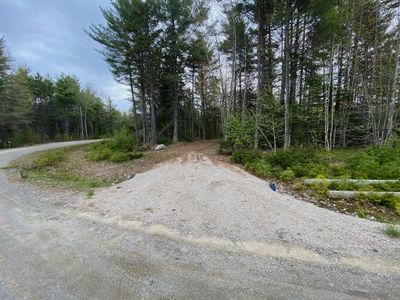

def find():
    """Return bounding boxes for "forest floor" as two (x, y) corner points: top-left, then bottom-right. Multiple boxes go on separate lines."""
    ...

(1, 140), (400, 299)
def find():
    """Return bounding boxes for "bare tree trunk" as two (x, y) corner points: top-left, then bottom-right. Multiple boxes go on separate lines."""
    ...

(283, 2), (291, 149)
(191, 67), (195, 140)
(128, 71), (139, 138)
(79, 105), (84, 139)
(150, 80), (157, 144)
(385, 26), (399, 143)
(200, 67), (206, 140)
(140, 81), (148, 144)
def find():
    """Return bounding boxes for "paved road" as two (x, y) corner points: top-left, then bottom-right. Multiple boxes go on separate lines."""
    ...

(0, 142), (399, 299)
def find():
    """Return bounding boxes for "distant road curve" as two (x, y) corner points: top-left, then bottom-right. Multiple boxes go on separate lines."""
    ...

(0, 140), (101, 167)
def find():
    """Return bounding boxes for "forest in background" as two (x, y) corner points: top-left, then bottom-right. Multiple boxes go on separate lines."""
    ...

(1, 0), (399, 151)
(89, 0), (399, 150)
(0, 37), (128, 148)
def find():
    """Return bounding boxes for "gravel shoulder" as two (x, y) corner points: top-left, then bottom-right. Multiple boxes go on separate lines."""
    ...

(1, 141), (400, 299)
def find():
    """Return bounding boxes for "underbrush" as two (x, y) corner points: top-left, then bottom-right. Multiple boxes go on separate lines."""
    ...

(86, 128), (143, 163)
(384, 224), (400, 238)
(230, 144), (400, 181)
(33, 149), (67, 169)
(228, 143), (400, 219)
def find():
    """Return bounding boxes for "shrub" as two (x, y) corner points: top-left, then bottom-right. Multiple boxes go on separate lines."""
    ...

(86, 145), (112, 161)
(226, 114), (255, 150)
(85, 127), (141, 163)
(110, 151), (131, 163)
(293, 182), (305, 191)
(112, 127), (137, 152)
(34, 149), (66, 169)
(110, 151), (143, 163)
(218, 140), (233, 155)
(231, 150), (262, 164)
(280, 168), (295, 181)
(384, 224), (400, 238)
(310, 179), (328, 198)
(244, 159), (271, 178)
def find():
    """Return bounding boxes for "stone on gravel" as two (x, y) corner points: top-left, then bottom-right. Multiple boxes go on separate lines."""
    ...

(154, 144), (166, 151)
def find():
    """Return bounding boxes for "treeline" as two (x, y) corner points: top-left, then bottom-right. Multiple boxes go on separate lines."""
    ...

(90, 0), (399, 150)
(0, 38), (126, 148)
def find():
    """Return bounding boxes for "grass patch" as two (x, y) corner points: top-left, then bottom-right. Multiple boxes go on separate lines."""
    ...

(384, 224), (400, 238)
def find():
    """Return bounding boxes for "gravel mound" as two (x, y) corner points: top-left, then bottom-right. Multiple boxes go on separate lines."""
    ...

(76, 151), (400, 271)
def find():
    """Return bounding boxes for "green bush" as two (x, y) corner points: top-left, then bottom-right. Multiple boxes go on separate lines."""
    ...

(384, 224), (400, 238)
(293, 182), (305, 191)
(110, 151), (143, 163)
(85, 127), (141, 163)
(218, 140), (233, 155)
(280, 168), (295, 181)
(112, 127), (138, 152)
(110, 151), (131, 163)
(225, 114), (255, 150)
(86, 144), (113, 161)
(34, 149), (66, 169)
(231, 150), (262, 164)
(244, 159), (272, 178)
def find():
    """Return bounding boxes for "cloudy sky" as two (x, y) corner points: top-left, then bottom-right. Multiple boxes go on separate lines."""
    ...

(0, 0), (131, 111)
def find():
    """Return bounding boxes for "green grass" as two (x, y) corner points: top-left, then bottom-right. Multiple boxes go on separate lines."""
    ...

(26, 168), (107, 190)
(384, 224), (400, 238)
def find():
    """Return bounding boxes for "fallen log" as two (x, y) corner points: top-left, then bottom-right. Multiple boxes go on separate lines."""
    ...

(304, 179), (400, 185)
(328, 190), (400, 199)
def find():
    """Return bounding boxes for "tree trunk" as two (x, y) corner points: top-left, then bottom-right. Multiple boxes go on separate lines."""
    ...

(283, 2), (291, 150)
(150, 80), (157, 144)
(140, 81), (148, 144)
(128, 71), (139, 138)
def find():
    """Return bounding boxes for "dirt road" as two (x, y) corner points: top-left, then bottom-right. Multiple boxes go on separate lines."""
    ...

(0, 142), (399, 299)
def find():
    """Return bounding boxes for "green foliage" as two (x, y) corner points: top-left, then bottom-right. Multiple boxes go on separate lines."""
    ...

(86, 144), (113, 161)
(86, 127), (142, 163)
(293, 182), (305, 191)
(280, 168), (295, 181)
(110, 151), (143, 163)
(384, 225), (400, 238)
(232, 143), (400, 182)
(33, 149), (66, 169)
(226, 115), (255, 150)
(356, 209), (366, 219)
(310, 180), (329, 198)
(218, 140), (233, 155)
(244, 159), (272, 178)
(112, 127), (138, 152)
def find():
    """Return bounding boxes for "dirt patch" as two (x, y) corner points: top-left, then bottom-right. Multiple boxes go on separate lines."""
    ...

(9, 141), (220, 191)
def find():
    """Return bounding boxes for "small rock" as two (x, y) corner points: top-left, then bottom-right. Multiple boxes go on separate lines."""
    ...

(127, 174), (136, 180)
(155, 144), (166, 151)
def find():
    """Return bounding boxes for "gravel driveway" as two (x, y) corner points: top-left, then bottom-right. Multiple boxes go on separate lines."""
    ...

(0, 142), (399, 299)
